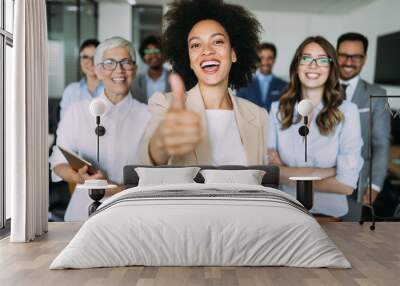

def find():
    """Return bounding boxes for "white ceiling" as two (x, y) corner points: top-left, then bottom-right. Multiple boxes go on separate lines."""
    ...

(96, 0), (376, 14)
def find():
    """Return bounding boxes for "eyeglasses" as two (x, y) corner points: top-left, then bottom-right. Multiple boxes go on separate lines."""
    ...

(144, 48), (161, 55)
(299, 55), (332, 67)
(98, 59), (136, 71)
(338, 53), (365, 63)
(80, 55), (94, 62)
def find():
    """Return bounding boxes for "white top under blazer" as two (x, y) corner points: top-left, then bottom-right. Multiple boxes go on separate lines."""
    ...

(205, 110), (248, 166)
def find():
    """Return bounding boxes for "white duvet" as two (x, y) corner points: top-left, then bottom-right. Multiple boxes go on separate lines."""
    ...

(50, 183), (351, 269)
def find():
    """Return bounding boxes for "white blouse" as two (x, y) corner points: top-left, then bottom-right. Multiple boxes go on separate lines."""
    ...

(49, 92), (151, 221)
(205, 110), (248, 166)
(267, 100), (363, 217)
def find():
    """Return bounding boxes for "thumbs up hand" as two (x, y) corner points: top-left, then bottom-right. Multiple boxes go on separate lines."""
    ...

(163, 73), (202, 155)
(169, 73), (186, 111)
(149, 73), (202, 165)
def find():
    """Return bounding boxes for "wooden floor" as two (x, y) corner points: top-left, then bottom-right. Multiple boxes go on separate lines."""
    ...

(0, 222), (399, 286)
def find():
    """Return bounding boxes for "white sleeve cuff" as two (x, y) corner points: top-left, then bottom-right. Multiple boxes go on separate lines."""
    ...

(371, 184), (381, 192)
(49, 146), (68, 182)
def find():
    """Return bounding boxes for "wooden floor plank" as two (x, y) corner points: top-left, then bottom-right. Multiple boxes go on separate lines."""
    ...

(0, 222), (399, 286)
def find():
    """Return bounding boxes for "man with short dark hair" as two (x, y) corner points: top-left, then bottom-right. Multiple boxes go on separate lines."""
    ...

(236, 42), (287, 112)
(337, 32), (391, 206)
(131, 35), (171, 103)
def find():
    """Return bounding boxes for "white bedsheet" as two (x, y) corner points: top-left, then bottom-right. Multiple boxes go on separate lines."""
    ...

(50, 183), (351, 269)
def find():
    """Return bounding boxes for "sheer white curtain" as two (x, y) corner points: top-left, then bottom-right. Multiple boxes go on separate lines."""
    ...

(8, 0), (48, 242)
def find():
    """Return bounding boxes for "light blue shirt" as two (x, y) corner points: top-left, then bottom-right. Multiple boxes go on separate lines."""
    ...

(59, 78), (104, 119)
(267, 100), (363, 217)
(145, 68), (168, 99)
(256, 71), (273, 104)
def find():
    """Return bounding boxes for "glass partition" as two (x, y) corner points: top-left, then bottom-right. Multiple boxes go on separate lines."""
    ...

(132, 5), (163, 73)
(5, 0), (13, 33)
(47, 0), (98, 222)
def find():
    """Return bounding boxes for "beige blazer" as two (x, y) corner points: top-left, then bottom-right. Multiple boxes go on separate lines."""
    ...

(139, 84), (269, 165)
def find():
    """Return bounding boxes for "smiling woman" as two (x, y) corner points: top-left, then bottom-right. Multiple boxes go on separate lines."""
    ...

(95, 45), (137, 104)
(49, 37), (151, 222)
(187, 20), (237, 90)
(59, 39), (104, 120)
(139, 0), (269, 167)
(267, 36), (364, 218)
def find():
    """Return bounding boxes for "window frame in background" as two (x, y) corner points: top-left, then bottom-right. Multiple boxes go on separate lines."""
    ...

(46, 0), (98, 222)
(47, 0), (98, 99)
(131, 4), (163, 73)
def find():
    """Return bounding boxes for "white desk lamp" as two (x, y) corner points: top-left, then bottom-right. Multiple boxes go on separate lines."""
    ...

(290, 99), (321, 210)
(297, 99), (313, 162)
(89, 98), (107, 162)
(78, 98), (115, 215)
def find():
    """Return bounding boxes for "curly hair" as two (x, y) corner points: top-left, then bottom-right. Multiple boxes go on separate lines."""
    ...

(278, 36), (344, 135)
(139, 35), (162, 61)
(163, 0), (261, 90)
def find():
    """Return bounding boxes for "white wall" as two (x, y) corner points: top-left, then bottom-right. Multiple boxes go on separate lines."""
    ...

(343, 0), (400, 104)
(253, 0), (400, 106)
(253, 11), (345, 80)
(98, 2), (132, 42)
(96, 1), (400, 105)
(97, 2), (147, 73)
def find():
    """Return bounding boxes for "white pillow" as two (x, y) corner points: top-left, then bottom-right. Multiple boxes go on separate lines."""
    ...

(200, 169), (266, 185)
(135, 167), (201, 186)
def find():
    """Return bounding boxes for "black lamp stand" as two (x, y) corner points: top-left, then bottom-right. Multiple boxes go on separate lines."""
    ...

(88, 116), (106, 216)
(293, 115), (315, 209)
(298, 116), (309, 162)
(296, 180), (313, 210)
(359, 95), (400, 230)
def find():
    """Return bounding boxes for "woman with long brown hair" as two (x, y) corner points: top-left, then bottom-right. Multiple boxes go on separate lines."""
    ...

(267, 36), (363, 218)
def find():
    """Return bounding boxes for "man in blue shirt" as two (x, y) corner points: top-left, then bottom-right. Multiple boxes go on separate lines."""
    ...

(131, 35), (171, 103)
(236, 42), (287, 112)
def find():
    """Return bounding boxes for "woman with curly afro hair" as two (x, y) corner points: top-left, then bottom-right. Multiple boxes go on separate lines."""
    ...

(139, 0), (269, 166)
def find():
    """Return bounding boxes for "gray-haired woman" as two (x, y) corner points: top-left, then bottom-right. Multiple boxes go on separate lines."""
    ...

(50, 36), (150, 221)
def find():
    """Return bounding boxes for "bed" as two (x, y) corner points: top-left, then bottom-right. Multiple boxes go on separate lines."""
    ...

(50, 165), (350, 269)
